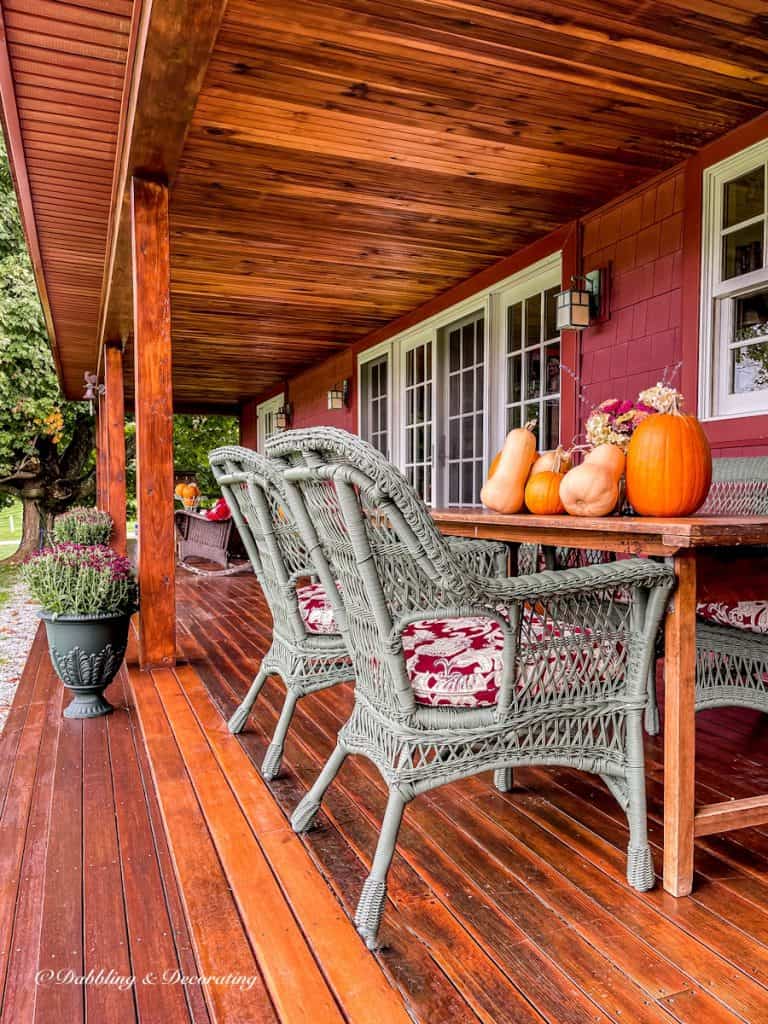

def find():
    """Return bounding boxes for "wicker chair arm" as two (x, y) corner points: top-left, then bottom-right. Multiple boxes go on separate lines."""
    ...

(446, 538), (509, 578)
(460, 557), (674, 608)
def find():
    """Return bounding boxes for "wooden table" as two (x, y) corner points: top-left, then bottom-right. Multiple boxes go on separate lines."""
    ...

(433, 507), (768, 898)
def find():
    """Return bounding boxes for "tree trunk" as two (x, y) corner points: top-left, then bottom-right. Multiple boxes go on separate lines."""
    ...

(7, 497), (42, 562)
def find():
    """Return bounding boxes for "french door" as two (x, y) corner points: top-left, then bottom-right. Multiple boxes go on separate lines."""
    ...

(401, 332), (433, 505)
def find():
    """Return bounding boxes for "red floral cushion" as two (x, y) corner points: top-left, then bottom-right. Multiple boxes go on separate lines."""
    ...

(297, 582), (339, 635)
(204, 497), (231, 521)
(403, 617), (504, 708)
(696, 551), (768, 634)
(402, 613), (587, 708)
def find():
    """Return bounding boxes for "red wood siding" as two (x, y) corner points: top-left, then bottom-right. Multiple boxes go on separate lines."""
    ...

(578, 171), (685, 430)
(288, 351), (358, 433)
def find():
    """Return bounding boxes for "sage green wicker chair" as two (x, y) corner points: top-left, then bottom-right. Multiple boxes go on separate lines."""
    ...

(694, 457), (768, 715)
(267, 428), (674, 949)
(209, 446), (353, 779)
(209, 446), (509, 779)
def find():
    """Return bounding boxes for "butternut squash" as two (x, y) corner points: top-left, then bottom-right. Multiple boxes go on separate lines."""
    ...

(559, 463), (619, 517)
(480, 422), (537, 513)
(583, 443), (626, 482)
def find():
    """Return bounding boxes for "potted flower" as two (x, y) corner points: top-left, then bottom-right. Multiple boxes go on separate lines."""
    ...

(53, 506), (113, 546)
(22, 544), (138, 718)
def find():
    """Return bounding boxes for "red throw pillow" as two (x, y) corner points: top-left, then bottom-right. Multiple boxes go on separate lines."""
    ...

(204, 497), (231, 521)
(696, 550), (768, 633)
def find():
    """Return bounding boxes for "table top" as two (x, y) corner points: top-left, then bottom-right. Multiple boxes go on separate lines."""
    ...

(432, 507), (768, 556)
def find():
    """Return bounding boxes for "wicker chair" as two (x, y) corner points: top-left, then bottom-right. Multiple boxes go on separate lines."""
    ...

(694, 457), (768, 715)
(174, 509), (247, 569)
(209, 446), (509, 780)
(209, 446), (353, 779)
(267, 428), (674, 949)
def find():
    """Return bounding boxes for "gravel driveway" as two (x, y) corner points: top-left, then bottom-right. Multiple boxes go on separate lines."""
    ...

(0, 576), (39, 732)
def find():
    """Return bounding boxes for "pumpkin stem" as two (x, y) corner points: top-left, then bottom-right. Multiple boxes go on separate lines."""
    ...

(524, 419), (538, 433)
(552, 449), (562, 474)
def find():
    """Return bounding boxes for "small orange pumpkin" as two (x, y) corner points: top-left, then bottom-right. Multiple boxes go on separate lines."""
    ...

(174, 482), (186, 498)
(525, 470), (565, 515)
(626, 407), (711, 516)
(560, 463), (619, 517)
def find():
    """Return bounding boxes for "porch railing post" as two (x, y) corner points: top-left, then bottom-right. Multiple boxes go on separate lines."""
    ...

(104, 340), (127, 556)
(131, 175), (176, 669)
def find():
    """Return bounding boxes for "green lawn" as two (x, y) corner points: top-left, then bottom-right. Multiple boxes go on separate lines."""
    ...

(0, 500), (22, 561)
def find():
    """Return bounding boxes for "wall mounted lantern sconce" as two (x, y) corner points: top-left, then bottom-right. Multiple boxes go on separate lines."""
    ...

(274, 401), (292, 430)
(327, 379), (350, 411)
(555, 267), (610, 331)
(82, 371), (105, 415)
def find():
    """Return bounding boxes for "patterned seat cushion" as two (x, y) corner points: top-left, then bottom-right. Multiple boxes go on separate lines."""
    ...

(403, 617), (504, 708)
(696, 552), (768, 634)
(297, 582), (339, 635)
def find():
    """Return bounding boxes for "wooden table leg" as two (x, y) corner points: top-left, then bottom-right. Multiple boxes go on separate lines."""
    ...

(663, 550), (697, 897)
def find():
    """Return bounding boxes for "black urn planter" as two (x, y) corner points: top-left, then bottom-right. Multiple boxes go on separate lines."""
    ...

(40, 611), (132, 719)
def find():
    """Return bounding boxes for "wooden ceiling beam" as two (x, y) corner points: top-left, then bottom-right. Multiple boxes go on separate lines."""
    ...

(96, 0), (228, 366)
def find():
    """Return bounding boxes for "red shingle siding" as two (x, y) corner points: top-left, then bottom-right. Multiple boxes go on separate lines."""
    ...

(578, 171), (685, 432)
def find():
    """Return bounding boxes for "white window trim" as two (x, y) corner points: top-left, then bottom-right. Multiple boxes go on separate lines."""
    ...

(357, 251), (562, 502)
(700, 137), (768, 421)
(257, 392), (285, 451)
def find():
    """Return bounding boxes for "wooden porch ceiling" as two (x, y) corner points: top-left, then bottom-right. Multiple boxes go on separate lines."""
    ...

(4, 1), (768, 408)
(0, 0), (133, 399)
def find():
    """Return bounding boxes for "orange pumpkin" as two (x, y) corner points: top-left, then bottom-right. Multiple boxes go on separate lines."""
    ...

(626, 410), (711, 516)
(174, 482), (186, 498)
(525, 470), (565, 514)
(583, 443), (625, 482)
(559, 464), (619, 517)
(530, 446), (573, 477)
(480, 422), (537, 513)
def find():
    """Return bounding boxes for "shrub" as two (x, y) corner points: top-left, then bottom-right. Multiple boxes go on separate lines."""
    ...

(53, 506), (113, 546)
(22, 544), (138, 616)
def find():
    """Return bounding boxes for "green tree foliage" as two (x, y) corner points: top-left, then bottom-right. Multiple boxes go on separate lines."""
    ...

(124, 414), (238, 514)
(173, 414), (239, 497)
(0, 136), (95, 557)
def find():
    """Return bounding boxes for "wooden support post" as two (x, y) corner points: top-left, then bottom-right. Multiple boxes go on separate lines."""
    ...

(131, 176), (175, 668)
(239, 398), (258, 449)
(663, 551), (697, 897)
(96, 389), (107, 511)
(104, 342), (127, 556)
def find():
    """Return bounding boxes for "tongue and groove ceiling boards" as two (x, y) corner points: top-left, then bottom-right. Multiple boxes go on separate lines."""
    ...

(166, 0), (768, 407)
(0, 0), (133, 399)
(3, 0), (768, 409)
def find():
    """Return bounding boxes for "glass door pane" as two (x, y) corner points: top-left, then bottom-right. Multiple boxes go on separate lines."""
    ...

(504, 283), (560, 447)
(441, 310), (485, 507)
(403, 337), (433, 504)
(361, 353), (389, 456)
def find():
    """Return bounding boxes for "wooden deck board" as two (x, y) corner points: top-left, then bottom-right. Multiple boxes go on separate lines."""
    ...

(180, 571), (768, 1024)
(5, 571), (768, 1023)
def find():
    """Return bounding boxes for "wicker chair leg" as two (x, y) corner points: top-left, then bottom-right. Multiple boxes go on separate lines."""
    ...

(644, 662), (660, 736)
(261, 689), (299, 780)
(291, 742), (348, 832)
(228, 666), (269, 734)
(355, 790), (408, 950)
(624, 731), (655, 892)
(493, 767), (514, 792)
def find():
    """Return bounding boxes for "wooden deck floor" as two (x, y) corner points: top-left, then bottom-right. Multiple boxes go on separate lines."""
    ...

(4, 568), (768, 1022)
